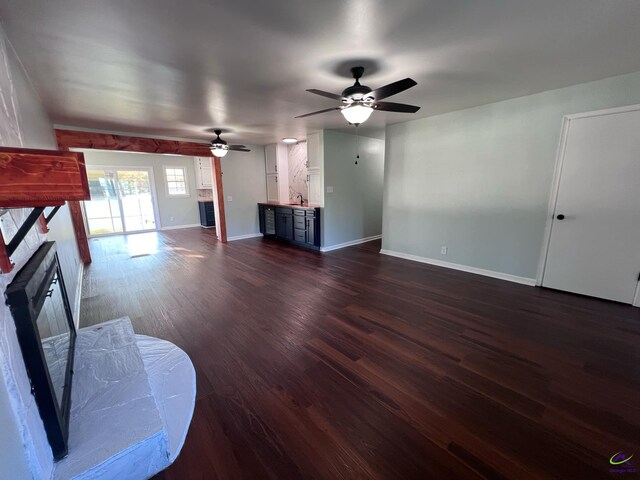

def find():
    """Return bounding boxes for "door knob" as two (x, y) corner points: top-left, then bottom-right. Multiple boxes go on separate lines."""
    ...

(556, 214), (565, 220)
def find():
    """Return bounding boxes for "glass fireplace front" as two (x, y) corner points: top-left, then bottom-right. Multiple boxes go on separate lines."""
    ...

(5, 241), (76, 459)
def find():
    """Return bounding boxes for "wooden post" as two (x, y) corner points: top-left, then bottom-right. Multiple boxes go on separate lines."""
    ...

(211, 156), (227, 243)
(53, 141), (92, 265)
(67, 201), (91, 264)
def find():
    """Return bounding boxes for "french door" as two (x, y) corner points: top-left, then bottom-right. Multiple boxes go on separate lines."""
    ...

(83, 167), (159, 236)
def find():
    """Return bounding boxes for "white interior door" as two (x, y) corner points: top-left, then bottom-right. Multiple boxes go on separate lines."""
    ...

(542, 107), (640, 304)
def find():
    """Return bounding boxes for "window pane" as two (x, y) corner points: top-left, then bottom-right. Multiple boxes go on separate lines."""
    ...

(165, 167), (187, 196)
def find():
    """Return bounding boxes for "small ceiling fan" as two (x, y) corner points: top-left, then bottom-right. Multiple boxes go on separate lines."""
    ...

(296, 66), (420, 125)
(210, 129), (251, 157)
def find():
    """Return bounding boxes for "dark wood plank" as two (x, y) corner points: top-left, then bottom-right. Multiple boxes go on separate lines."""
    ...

(79, 231), (640, 479)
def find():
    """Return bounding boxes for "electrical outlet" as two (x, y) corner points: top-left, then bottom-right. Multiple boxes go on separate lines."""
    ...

(441, 246), (448, 255)
(326, 186), (334, 193)
(170, 216), (174, 222)
(227, 195), (233, 202)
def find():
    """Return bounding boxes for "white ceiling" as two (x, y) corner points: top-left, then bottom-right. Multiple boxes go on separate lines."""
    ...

(1, 0), (640, 145)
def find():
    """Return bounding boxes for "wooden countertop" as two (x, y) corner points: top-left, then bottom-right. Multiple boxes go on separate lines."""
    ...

(258, 202), (321, 210)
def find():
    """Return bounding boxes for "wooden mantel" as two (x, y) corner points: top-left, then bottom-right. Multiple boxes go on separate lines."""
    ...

(0, 146), (91, 272)
(0, 146), (90, 207)
(55, 129), (228, 245)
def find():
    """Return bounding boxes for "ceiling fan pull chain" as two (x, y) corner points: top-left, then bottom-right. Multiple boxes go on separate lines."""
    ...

(355, 126), (359, 164)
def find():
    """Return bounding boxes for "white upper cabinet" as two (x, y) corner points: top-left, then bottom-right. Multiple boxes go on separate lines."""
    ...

(265, 144), (278, 174)
(194, 157), (213, 189)
(306, 132), (323, 171)
(264, 143), (289, 203)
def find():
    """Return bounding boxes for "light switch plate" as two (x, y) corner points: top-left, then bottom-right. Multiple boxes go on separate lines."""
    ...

(227, 196), (233, 201)
(326, 186), (334, 193)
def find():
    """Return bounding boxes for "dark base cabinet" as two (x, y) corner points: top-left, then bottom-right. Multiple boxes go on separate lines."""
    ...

(198, 201), (215, 228)
(259, 204), (320, 250)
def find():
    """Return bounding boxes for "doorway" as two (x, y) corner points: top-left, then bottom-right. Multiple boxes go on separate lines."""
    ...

(84, 167), (160, 236)
(540, 105), (640, 305)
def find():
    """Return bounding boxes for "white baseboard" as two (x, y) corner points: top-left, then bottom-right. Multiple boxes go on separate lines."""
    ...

(321, 235), (382, 252)
(227, 233), (263, 241)
(160, 224), (201, 231)
(73, 263), (84, 329)
(379, 249), (536, 286)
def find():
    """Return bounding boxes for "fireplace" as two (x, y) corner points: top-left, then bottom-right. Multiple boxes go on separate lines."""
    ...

(5, 241), (76, 460)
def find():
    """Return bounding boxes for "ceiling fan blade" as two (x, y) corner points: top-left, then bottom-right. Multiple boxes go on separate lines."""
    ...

(295, 107), (341, 118)
(228, 146), (251, 152)
(306, 89), (344, 101)
(373, 101), (421, 113)
(370, 78), (417, 100)
(228, 144), (247, 149)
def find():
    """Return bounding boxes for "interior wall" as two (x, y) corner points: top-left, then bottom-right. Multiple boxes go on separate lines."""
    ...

(221, 147), (267, 239)
(383, 70), (640, 281)
(0, 27), (68, 480)
(80, 150), (200, 229)
(322, 130), (385, 248)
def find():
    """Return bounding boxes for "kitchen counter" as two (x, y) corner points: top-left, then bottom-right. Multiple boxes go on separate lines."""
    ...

(258, 201), (321, 210)
(258, 203), (321, 249)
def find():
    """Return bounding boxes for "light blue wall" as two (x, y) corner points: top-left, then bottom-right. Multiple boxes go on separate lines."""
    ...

(323, 130), (385, 248)
(383, 70), (640, 280)
(221, 147), (267, 239)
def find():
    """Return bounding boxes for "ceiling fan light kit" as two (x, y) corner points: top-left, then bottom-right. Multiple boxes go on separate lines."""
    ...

(210, 144), (229, 157)
(209, 129), (251, 157)
(296, 66), (420, 126)
(341, 105), (373, 125)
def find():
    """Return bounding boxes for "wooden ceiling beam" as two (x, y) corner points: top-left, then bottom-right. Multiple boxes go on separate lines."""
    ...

(55, 129), (214, 157)
(54, 128), (228, 243)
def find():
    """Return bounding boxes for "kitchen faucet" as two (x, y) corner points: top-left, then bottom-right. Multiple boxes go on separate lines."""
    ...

(297, 194), (304, 205)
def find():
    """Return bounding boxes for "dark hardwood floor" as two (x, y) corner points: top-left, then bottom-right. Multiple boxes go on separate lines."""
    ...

(80, 229), (640, 479)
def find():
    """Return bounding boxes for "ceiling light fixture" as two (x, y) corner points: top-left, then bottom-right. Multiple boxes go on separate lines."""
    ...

(282, 138), (298, 144)
(210, 143), (229, 157)
(208, 129), (251, 157)
(340, 104), (373, 125)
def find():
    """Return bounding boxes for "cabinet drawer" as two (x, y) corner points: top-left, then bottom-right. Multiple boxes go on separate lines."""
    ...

(294, 229), (306, 243)
(293, 216), (306, 229)
(305, 210), (316, 218)
(276, 207), (293, 215)
(294, 209), (306, 216)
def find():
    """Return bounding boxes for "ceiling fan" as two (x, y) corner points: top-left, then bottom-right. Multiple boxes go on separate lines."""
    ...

(210, 129), (251, 158)
(296, 66), (420, 125)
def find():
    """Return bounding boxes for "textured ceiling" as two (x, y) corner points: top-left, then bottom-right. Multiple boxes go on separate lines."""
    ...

(1, 0), (640, 145)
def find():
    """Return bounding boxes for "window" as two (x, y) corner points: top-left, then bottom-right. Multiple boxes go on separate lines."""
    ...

(164, 166), (189, 197)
